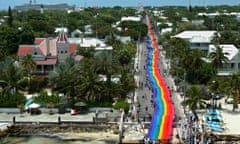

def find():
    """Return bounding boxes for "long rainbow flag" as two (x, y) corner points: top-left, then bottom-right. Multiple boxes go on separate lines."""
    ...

(146, 15), (175, 142)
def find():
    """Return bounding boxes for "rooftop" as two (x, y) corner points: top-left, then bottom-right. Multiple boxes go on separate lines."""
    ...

(68, 37), (106, 47)
(209, 44), (239, 61)
(173, 30), (217, 40)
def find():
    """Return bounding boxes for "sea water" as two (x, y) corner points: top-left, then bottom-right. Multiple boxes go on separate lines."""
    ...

(1, 137), (113, 144)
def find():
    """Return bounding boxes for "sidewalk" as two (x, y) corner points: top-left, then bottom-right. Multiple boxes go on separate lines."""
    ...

(0, 112), (95, 123)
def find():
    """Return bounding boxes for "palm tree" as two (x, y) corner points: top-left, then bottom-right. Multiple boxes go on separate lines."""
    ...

(0, 57), (23, 94)
(209, 33), (229, 71)
(94, 51), (112, 75)
(118, 65), (136, 100)
(182, 85), (206, 114)
(48, 57), (81, 97)
(100, 72), (125, 103)
(20, 54), (37, 91)
(208, 45), (229, 70)
(21, 54), (36, 74)
(77, 68), (103, 102)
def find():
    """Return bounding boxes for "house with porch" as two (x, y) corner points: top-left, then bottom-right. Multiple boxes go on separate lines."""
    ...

(17, 31), (81, 75)
(208, 44), (240, 76)
(173, 30), (217, 54)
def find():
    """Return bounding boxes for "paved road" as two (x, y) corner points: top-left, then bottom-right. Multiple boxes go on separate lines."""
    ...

(135, 42), (154, 121)
(134, 41), (185, 122)
(124, 37), (186, 142)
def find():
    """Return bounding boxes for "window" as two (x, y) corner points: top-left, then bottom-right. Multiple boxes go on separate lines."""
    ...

(34, 52), (37, 55)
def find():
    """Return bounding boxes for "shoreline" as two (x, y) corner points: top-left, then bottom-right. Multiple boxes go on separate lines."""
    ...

(1, 124), (119, 143)
(8, 132), (118, 143)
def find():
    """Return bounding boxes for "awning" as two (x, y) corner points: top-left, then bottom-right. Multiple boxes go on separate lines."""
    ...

(28, 103), (41, 108)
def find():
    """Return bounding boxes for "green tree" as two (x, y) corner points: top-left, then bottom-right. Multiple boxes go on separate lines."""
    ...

(185, 49), (204, 84)
(208, 45), (229, 70)
(48, 57), (81, 98)
(0, 57), (23, 94)
(209, 33), (229, 70)
(94, 51), (112, 75)
(182, 85), (206, 113)
(7, 6), (13, 27)
(21, 54), (36, 75)
(25, 10), (54, 35)
(19, 23), (35, 44)
(167, 37), (191, 82)
(0, 46), (8, 61)
(77, 67), (102, 102)
(118, 66), (136, 99)
(20, 54), (37, 92)
(77, 46), (95, 58)
(118, 21), (147, 40)
(116, 42), (136, 66)
(0, 25), (20, 54)
(196, 63), (216, 84)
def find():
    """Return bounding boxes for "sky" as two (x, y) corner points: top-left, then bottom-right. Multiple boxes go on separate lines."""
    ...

(0, 0), (240, 10)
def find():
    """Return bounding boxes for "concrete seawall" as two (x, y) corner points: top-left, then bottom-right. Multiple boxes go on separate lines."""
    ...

(0, 123), (12, 137)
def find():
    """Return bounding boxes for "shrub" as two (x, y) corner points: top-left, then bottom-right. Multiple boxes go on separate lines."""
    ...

(0, 93), (26, 107)
(34, 90), (59, 107)
(113, 100), (129, 112)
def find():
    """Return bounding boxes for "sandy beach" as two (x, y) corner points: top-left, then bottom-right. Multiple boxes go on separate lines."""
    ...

(55, 132), (119, 141)
(218, 103), (240, 135)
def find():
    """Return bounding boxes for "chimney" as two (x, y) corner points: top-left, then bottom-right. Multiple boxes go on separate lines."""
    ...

(46, 37), (50, 55)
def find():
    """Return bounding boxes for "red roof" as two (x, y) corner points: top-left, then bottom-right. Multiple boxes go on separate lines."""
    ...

(35, 58), (57, 65)
(37, 38), (57, 57)
(17, 45), (34, 56)
(34, 38), (45, 44)
(57, 31), (68, 43)
(69, 43), (76, 54)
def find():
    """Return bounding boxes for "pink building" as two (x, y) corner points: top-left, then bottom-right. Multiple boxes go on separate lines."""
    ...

(18, 31), (82, 75)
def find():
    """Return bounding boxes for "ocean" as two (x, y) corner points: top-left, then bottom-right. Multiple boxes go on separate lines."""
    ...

(1, 136), (115, 144)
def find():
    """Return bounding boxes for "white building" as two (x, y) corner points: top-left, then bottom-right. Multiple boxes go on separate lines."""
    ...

(161, 28), (173, 34)
(121, 16), (141, 22)
(68, 37), (113, 61)
(208, 44), (240, 76)
(54, 27), (68, 33)
(173, 30), (217, 53)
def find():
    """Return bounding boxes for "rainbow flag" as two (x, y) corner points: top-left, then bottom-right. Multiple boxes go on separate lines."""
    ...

(146, 15), (175, 142)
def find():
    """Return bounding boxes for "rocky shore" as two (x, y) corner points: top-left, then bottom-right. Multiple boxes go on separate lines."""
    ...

(1, 124), (119, 143)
